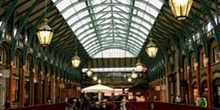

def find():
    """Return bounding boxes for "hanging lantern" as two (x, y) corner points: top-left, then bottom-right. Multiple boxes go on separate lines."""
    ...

(128, 77), (132, 82)
(72, 52), (81, 68)
(93, 75), (98, 81)
(131, 70), (137, 79)
(169, 0), (193, 20)
(37, 19), (54, 46)
(145, 38), (158, 58)
(86, 69), (93, 77)
(136, 59), (143, 71)
(98, 79), (102, 84)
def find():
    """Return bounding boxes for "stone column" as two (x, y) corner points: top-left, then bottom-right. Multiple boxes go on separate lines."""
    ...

(9, 61), (14, 101)
(176, 72), (180, 96)
(180, 69), (185, 99)
(44, 74), (49, 103)
(30, 68), (35, 105)
(51, 75), (56, 103)
(38, 72), (43, 105)
(20, 65), (25, 107)
(195, 62), (201, 97)
(187, 66), (193, 105)
(205, 57), (212, 107)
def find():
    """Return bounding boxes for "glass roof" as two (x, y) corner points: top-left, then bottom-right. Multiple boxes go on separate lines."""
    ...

(52, 0), (163, 58)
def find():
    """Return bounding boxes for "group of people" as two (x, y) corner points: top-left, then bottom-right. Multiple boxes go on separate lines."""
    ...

(170, 93), (207, 107)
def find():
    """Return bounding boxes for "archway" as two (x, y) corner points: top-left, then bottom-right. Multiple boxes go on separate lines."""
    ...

(192, 82), (197, 105)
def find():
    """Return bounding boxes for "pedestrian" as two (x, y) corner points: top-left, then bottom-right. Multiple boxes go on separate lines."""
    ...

(196, 93), (207, 107)
(4, 97), (12, 109)
(182, 94), (189, 104)
(170, 94), (174, 103)
(175, 95), (181, 103)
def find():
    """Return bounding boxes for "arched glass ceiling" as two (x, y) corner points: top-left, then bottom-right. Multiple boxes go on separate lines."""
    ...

(93, 49), (134, 58)
(52, 0), (163, 58)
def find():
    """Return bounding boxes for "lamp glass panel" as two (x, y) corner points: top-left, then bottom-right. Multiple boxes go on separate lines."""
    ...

(145, 46), (158, 57)
(37, 30), (53, 46)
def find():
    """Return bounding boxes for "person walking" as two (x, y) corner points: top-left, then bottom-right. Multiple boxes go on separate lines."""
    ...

(196, 93), (207, 107)
(182, 94), (189, 104)
(4, 97), (12, 109)
(175, 95), (181, 104)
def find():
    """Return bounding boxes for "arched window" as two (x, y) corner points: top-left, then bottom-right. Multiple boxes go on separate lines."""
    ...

(25, 57), (31, 74)
(0, 47), (4, 64)
(14, 54), (20, 68)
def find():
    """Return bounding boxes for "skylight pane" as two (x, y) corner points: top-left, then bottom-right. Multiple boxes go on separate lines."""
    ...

(67, 16), (78, 25)
(117, 13), (128, 19)
(81, 18), (91, 26)
(139, 31), (147, 39)
(74, 2), (86, 12)
(134, 1), (146, 9)
(78, 30), (87, 40)
(75, 28), (84, 35)
(82, 67), (138, 73)
(142, 21), (151, 30)
(71, 22), (81, 33)
(118, 0), (130, 5)
(131, 23), (139, 29)
(55, 0), (71, 11)
(91, 0), (104, 5)
(93, 6), (105, 13)
(78, 10), (89, 19)
(100, 29), (109, 34)
(116, 25), (125, 29)
(102, 19), (111, 24)
(148, 0), (163, 9)
(132, 16), (141, 24)
(114, 19), (126, 25)
(137, 11), (144, 18)
(93, 49), (135, 58)
(101, 13), (111, 19)
(82, 37), (96, 48)
(86, 29), (95, 36)
(62, 8), (75, 19)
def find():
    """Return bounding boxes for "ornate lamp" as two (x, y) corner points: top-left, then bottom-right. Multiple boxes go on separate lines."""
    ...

(72, 52), (81, 68)
(145, 38), (158, 58)
(131, 70), (137, 79)
(169, 0), (193, 20)
(86, 69), (93, 77)
(128, 77), (132, 82)
(37, 0), (54, 46)
(93, 75), (98, 81)
(98, 79), (102, 84)
(72, 38), (81, 68)
(136, 59), (143, 71)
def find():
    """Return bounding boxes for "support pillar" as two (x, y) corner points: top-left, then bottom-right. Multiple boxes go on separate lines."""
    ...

(180, 69), (185, 99)
(51, 75), (56, 104)
(44, 74), (49, 103)
(30, 68), (35, 105)
(187, 66), (193, 105)
(20, 65), (25, 107)
(205, 57), (212, 107)
(9, 61), (14, 101)
(195, 62), (201, 97)
(38, 72), (43, 105)
(176, 72), (180, 96)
